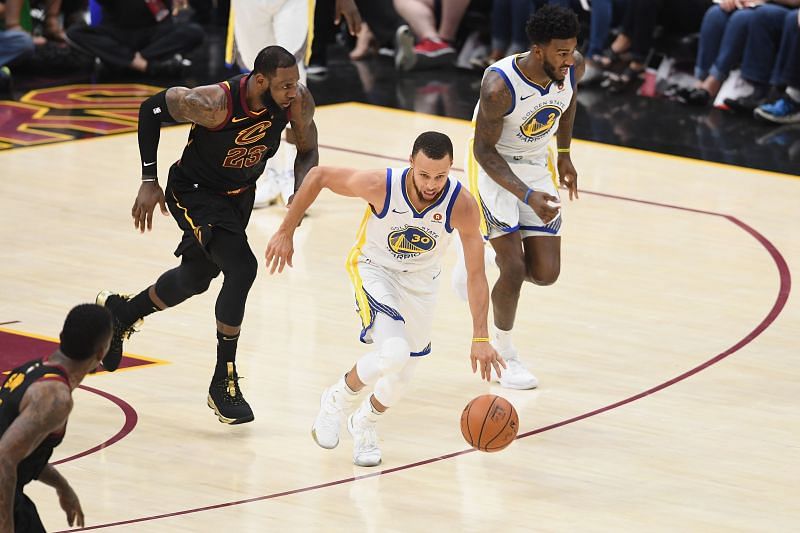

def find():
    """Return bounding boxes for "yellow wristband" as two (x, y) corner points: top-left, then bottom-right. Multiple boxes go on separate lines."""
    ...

(557, 148), (570, 153)
(472, 337), (490, 343)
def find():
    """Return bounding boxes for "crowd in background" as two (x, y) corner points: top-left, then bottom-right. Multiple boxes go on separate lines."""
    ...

(1, 0), (798, 125)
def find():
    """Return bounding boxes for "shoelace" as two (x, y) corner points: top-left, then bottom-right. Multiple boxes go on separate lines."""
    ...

(357, 424), (378, 451)
(215, 375), (247, 405)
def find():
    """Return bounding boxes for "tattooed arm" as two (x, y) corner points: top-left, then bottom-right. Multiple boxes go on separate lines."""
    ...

(473, 72), (560, 223)
(0, 382), (73, 532)
(556, 51), (584, 201)
(164, 85), (230, 129)
(134, 83), (230, 232)
(288, 84), (320, 200)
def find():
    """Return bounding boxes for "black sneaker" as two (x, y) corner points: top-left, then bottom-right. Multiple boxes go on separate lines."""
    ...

(96, 290), (142, 372)
(207, 363), (254, 424)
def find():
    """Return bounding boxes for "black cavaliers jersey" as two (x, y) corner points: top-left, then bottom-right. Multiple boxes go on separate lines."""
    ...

(0, 358), (69, 489)
(174, 73), (290, 192)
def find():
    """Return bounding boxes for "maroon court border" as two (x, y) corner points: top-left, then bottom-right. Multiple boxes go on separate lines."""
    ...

(57, 151), (792, 532)
(52, 384), (139, 466)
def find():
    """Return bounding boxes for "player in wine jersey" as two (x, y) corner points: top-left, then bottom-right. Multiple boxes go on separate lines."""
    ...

(0, 304), (112, 532)
(265, 131), (505, 466)
(454, 5), (584, 390)
(97, 45), (319, 425)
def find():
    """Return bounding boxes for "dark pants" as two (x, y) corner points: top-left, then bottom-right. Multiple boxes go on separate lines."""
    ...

(14, 491), (46, 533)
(66, 19), (204, 69)
(784, 11), (800, 87)
(357, 0), (402, 48)
(491, 0), (532, 53)
(694, 5), (754, 82)
(740, 5), (799, 87)
(621, 0), (711, 62)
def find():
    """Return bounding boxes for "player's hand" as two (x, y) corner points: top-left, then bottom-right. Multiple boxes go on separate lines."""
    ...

(470, 342), (506, 382)
(265, 230), (294, 274)
(526, 190), (560, 224)
(557, 155), (579, 201)
(131, 181), (169, 233)
(335, 0), (362, 36)
(56, 484), (85, 528)
(718, 0), (737, 11)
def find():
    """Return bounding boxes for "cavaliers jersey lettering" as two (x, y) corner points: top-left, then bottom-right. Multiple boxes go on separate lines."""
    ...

(175, 73), (290, 191)
(0, 359), (69, 488)
(354, 167), (462, 273)
(473, 53), (575, 160)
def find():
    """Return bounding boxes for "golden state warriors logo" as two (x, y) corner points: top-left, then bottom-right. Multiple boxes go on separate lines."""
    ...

(235, 120), (272, 145)
(519, 105), (561, 141)
(387, 226), (437, 259)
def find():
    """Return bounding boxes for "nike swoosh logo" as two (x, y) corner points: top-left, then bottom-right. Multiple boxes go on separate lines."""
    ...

(143, 162), (156, 166)
(231, 116), (249, 123)
(521, 94), (535, 100)
(392, 209), (409, 214)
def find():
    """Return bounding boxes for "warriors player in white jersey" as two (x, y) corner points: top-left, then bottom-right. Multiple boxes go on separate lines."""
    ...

(457, 5), (584, 390)
(266, 132), (505, 466)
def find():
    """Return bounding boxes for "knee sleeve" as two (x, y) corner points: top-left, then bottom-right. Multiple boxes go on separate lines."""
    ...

(373, 358), (418, 408)
(378, 336), (411, 375)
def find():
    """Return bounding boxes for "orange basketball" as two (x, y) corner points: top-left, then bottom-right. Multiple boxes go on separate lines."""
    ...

(460, 394), (519, 452)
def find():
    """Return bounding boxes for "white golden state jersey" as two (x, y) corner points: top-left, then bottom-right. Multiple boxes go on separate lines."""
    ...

(472, 53), (575, 160)
(350, 167), (462, 274)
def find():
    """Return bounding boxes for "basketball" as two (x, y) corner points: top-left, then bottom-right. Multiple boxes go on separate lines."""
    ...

(460, 394), (519, 452)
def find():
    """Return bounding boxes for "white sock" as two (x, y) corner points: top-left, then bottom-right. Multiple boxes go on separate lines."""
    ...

(786, 86), (800, 104)
(335, 375), (360, 397)
(493, 327), (516, 357)
(353, 396), (382, 426)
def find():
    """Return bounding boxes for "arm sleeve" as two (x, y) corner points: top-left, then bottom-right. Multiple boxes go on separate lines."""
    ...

(138, 90), (177, 178)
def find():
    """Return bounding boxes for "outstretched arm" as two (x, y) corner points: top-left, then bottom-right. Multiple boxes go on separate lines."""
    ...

(289, 85), (320, 199)
(0, 382), (72, 531)
(450, 192), (506, 381)
(265, 166), (387, 273)
(556, 51), (584, 201)
(473, 72), (560, 223)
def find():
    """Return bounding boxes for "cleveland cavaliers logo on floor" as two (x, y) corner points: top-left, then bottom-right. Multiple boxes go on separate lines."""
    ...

(387, 226), (437, 259)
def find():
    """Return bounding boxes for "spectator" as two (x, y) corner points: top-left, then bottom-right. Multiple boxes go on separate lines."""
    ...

(754, 8), (800, 124)
(1, 0), (35, 94)
(65, 0), (204, 76)
(679, 0), (800, 106)
(603, 0), (712, 92)
(393, 0), (470, 70)
(481, 0), (531, 68)
(349, 0), (403, 60)
(724, 4), (800, 116)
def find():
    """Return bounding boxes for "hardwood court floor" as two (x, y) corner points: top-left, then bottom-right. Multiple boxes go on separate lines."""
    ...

(1, 103), (798, 532)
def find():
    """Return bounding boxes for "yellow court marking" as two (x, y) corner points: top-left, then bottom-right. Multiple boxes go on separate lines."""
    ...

(0, 326), (170, 373)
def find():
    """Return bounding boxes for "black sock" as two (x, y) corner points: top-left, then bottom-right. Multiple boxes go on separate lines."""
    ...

(214, 331), (239, 381)
(119, 288), (160, 325)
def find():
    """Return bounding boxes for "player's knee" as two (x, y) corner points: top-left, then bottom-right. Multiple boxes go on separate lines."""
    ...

(496, 254), (526, 284)
(226, 252), (258, 288)
(526, 263), (560, 286)
(184, 273), (216, 295)
(378, 336), (411, 375)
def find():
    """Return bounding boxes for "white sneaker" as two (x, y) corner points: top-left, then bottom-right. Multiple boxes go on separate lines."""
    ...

(394, 25), (416, 71)
(276, 169), (295, 205)
(492, 353), (538, 390)
(347, 413), (382, 467)
(253, 167), (281, 208)
(311, 385), (343, 449)
(311, 380), (360, 449)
